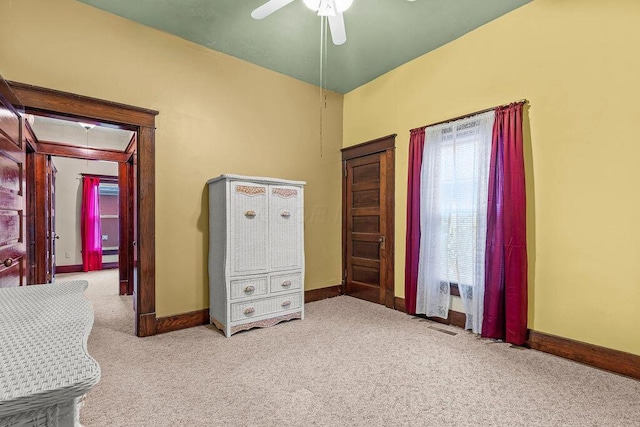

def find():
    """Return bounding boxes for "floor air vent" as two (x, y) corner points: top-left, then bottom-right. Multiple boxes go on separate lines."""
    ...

(428, 326), (457, 336)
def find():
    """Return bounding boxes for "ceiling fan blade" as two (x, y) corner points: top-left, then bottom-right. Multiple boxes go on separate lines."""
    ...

(251, 0), (295, 19)
(327, 12), (346, 45)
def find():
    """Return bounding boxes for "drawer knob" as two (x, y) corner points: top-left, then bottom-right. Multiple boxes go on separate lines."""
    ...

(281, 280), (292, 288)
(281, 300), (291, 307)
(245, 210), (256, 218)
(3, 258), (13, 268)
(281, 211), (291, 218)
(244, 307), (255, 315)
(244, 285), (255, 293)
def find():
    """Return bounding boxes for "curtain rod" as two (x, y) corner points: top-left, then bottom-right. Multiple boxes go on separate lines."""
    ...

(411, 99), (528, 132)
(78, 173), (118, 181)
(79, 173), (117, 178)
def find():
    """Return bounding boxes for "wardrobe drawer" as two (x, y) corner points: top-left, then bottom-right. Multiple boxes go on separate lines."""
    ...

(269, 272), (302, 294)
(230, 276), (268, 300)
(230, 293), (302, 322)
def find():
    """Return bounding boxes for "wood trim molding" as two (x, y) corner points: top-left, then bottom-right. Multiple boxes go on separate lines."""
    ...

(394, 297), (406, 313)
(23, 121), (38, 152)
(118, 161), (132, 296)
(427, 310), (467, 329)
(55, 265), (82, 274)
(0, 75), (21, 107)
(341, 134), (397, 160)
(385, 146), (396, 308)
(393, 297), (640, 380)
(156, 309), (210, 334)
(56, 262), (118, 274)
(449, 284), (461, 297)
(7, 81), (158, 128)
(137, 125), (155, 337)
(37, 140), (129, 163)
(155, 292), (640, 380)
(153, 285), (346, 335)
(526, 330), (640, 380)
(31, 153), (48, 284)
(125, 133), (137, 155)
(305, 285), (343, 303)
(138, 312), (157, 337)
(10, 80), (157, 338)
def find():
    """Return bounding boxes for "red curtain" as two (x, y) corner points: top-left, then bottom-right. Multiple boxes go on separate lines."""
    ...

(81, 176), (103, 272)
(482, 103), (528, 344)
(404, 127), (426, 314)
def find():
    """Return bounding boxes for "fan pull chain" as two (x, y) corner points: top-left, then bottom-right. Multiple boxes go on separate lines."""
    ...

(319, 15), (325, 158)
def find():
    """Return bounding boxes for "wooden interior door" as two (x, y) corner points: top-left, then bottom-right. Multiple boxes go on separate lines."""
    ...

(25, 151), (53, 284)
(342, 135), (395, 308)
(46, 156), (56, 282)
(119, 160), (132, 295)
(0, 83), (27, 287)
(120, 134), (137, 297)
(132, 152), (137, 298)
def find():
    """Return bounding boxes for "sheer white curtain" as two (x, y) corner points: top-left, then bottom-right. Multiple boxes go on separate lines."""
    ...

(416, 111), (494, 333)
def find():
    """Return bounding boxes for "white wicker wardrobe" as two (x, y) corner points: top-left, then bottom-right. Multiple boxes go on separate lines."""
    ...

(207, 175), (305, 337)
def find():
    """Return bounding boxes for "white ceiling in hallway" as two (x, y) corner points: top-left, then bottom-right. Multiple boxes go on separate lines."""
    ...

(28, 115), (134, 152)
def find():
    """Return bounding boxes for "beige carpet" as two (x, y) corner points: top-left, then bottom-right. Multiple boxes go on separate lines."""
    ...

(57, 271), (640, 426)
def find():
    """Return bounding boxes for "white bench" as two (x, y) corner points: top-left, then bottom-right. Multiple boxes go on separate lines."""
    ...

(0, 281), (101, 426)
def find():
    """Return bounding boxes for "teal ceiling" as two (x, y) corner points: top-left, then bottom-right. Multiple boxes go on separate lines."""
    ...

(77, 0), (530, 94)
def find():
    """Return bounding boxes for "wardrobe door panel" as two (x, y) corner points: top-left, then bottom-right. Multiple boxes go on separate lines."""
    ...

(269, 185), (302, 271)
(230, 182), (268, 275)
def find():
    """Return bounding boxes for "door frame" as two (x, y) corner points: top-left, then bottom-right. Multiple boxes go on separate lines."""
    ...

(341, 134), (396, 308)
(8, 81), (158, 337)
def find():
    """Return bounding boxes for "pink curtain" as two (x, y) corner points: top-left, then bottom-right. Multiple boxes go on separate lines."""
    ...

(404, 127), (426, 314)
(482, 103), (528, 345)
(81, 176), (103, 272)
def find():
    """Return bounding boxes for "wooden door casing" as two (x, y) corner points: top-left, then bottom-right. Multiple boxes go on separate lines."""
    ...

(25, 152), (55, 285)
(46, 156), (56, 282)
(342, 135), (396, 308)
(119, 161), (133, 295)
(8, 81), (158, 337)
(0, 88), (26, 287)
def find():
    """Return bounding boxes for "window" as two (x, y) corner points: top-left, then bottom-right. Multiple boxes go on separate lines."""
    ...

(417, 111), (495, 332)
(435, 124), (489, 288)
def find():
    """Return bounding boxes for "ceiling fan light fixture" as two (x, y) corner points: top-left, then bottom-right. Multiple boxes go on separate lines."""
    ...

(78, 122), (95, 130)
(304, 0), (353, 16)
(303, 0), (321, 11)
(335, 0), (353, 13)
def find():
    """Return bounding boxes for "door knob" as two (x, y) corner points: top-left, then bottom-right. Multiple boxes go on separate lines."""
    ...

(4, 258), (13, 267)
(54, 235), (60, 240)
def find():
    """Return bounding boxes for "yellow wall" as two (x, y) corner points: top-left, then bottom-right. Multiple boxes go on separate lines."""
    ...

(344, 0), (640, 355)
(0, 0), (343, 317)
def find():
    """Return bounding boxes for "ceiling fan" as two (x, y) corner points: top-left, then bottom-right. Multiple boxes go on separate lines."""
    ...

(251, 0), (353, 45)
